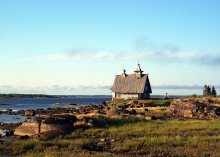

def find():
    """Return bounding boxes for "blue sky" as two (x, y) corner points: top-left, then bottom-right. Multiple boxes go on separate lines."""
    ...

(0, 0), (220, 95)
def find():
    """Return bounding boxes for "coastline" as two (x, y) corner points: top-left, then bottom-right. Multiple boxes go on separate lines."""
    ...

(0, 97), (219, 156)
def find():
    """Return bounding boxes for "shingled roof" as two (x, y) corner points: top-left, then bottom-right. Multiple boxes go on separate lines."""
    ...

(111, 74), (152, 94)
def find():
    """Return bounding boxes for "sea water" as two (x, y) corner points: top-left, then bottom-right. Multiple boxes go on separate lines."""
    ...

(0, 96), (111, 123)
(0, 96), (111, 111)
(0, 114), (27, 123)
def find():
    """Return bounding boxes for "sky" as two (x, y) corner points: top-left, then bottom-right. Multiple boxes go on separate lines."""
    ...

(0, 0), (220, 95)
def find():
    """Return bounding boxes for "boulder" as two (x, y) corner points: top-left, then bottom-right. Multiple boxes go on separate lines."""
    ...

(14, 119), (40, 136)
(6, 109), (12, 114)
(106, 107), (120, 117)
(1, 130), (14, 137)
(170, 99), (205, 111)
(74, 117), (94, 127)
(145, 116), (152, 121)
(14, 115), (76, 136)
(87, 119), (94, 127)
(106, 107), (137, 117)
(24, 110), (36, 116)
(173, 109), (194, 118)
(204, 106), (220, 118)
(15, 110), (25, 115)
(169, 99), (220, 119)
(1, 131), (9, 137)
(89, 109), (101, 114)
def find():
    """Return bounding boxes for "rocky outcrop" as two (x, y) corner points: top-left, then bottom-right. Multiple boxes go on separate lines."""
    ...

(106, 107), (136, 117)
(14, 115), (76, 136)
(169, 99), (220, 119)
(14, 119), (39, 136)
(74, 117), (94, 127)
(24, 110), (36, 116)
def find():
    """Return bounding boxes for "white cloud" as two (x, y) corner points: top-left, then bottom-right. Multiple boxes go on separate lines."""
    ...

(0, 85), (111, 95)
(1, 84), (219, 95)
(27, 51), (198, 60)
(24, 49), (220, 67)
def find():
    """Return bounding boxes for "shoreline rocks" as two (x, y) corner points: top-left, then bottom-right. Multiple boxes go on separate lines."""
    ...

(24, 110), (36, 116)
(1, 98), (220, 141)
(169, 99), (220, 119)
(0, 122), (21, 131)
(14, 115), (77, 136)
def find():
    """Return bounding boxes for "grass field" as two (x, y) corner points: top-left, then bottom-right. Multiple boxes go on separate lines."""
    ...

(0, 117), (220, 157)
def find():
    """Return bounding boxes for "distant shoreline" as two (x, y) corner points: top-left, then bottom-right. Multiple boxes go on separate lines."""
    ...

(0, 94), (111, 99)
(0, 94), (57, 99)
(0, 94), (196, 99)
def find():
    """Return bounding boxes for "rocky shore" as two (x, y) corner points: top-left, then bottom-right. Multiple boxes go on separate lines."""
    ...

(0, 98), (220, 141)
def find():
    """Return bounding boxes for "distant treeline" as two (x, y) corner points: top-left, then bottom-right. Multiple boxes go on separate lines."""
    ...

(0, 94), (57, 98)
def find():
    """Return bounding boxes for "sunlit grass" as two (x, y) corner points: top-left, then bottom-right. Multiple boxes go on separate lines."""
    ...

(1, 116), (220, 156)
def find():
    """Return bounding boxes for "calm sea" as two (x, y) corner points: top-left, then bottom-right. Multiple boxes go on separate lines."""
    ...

(0, 96), (111, 111)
